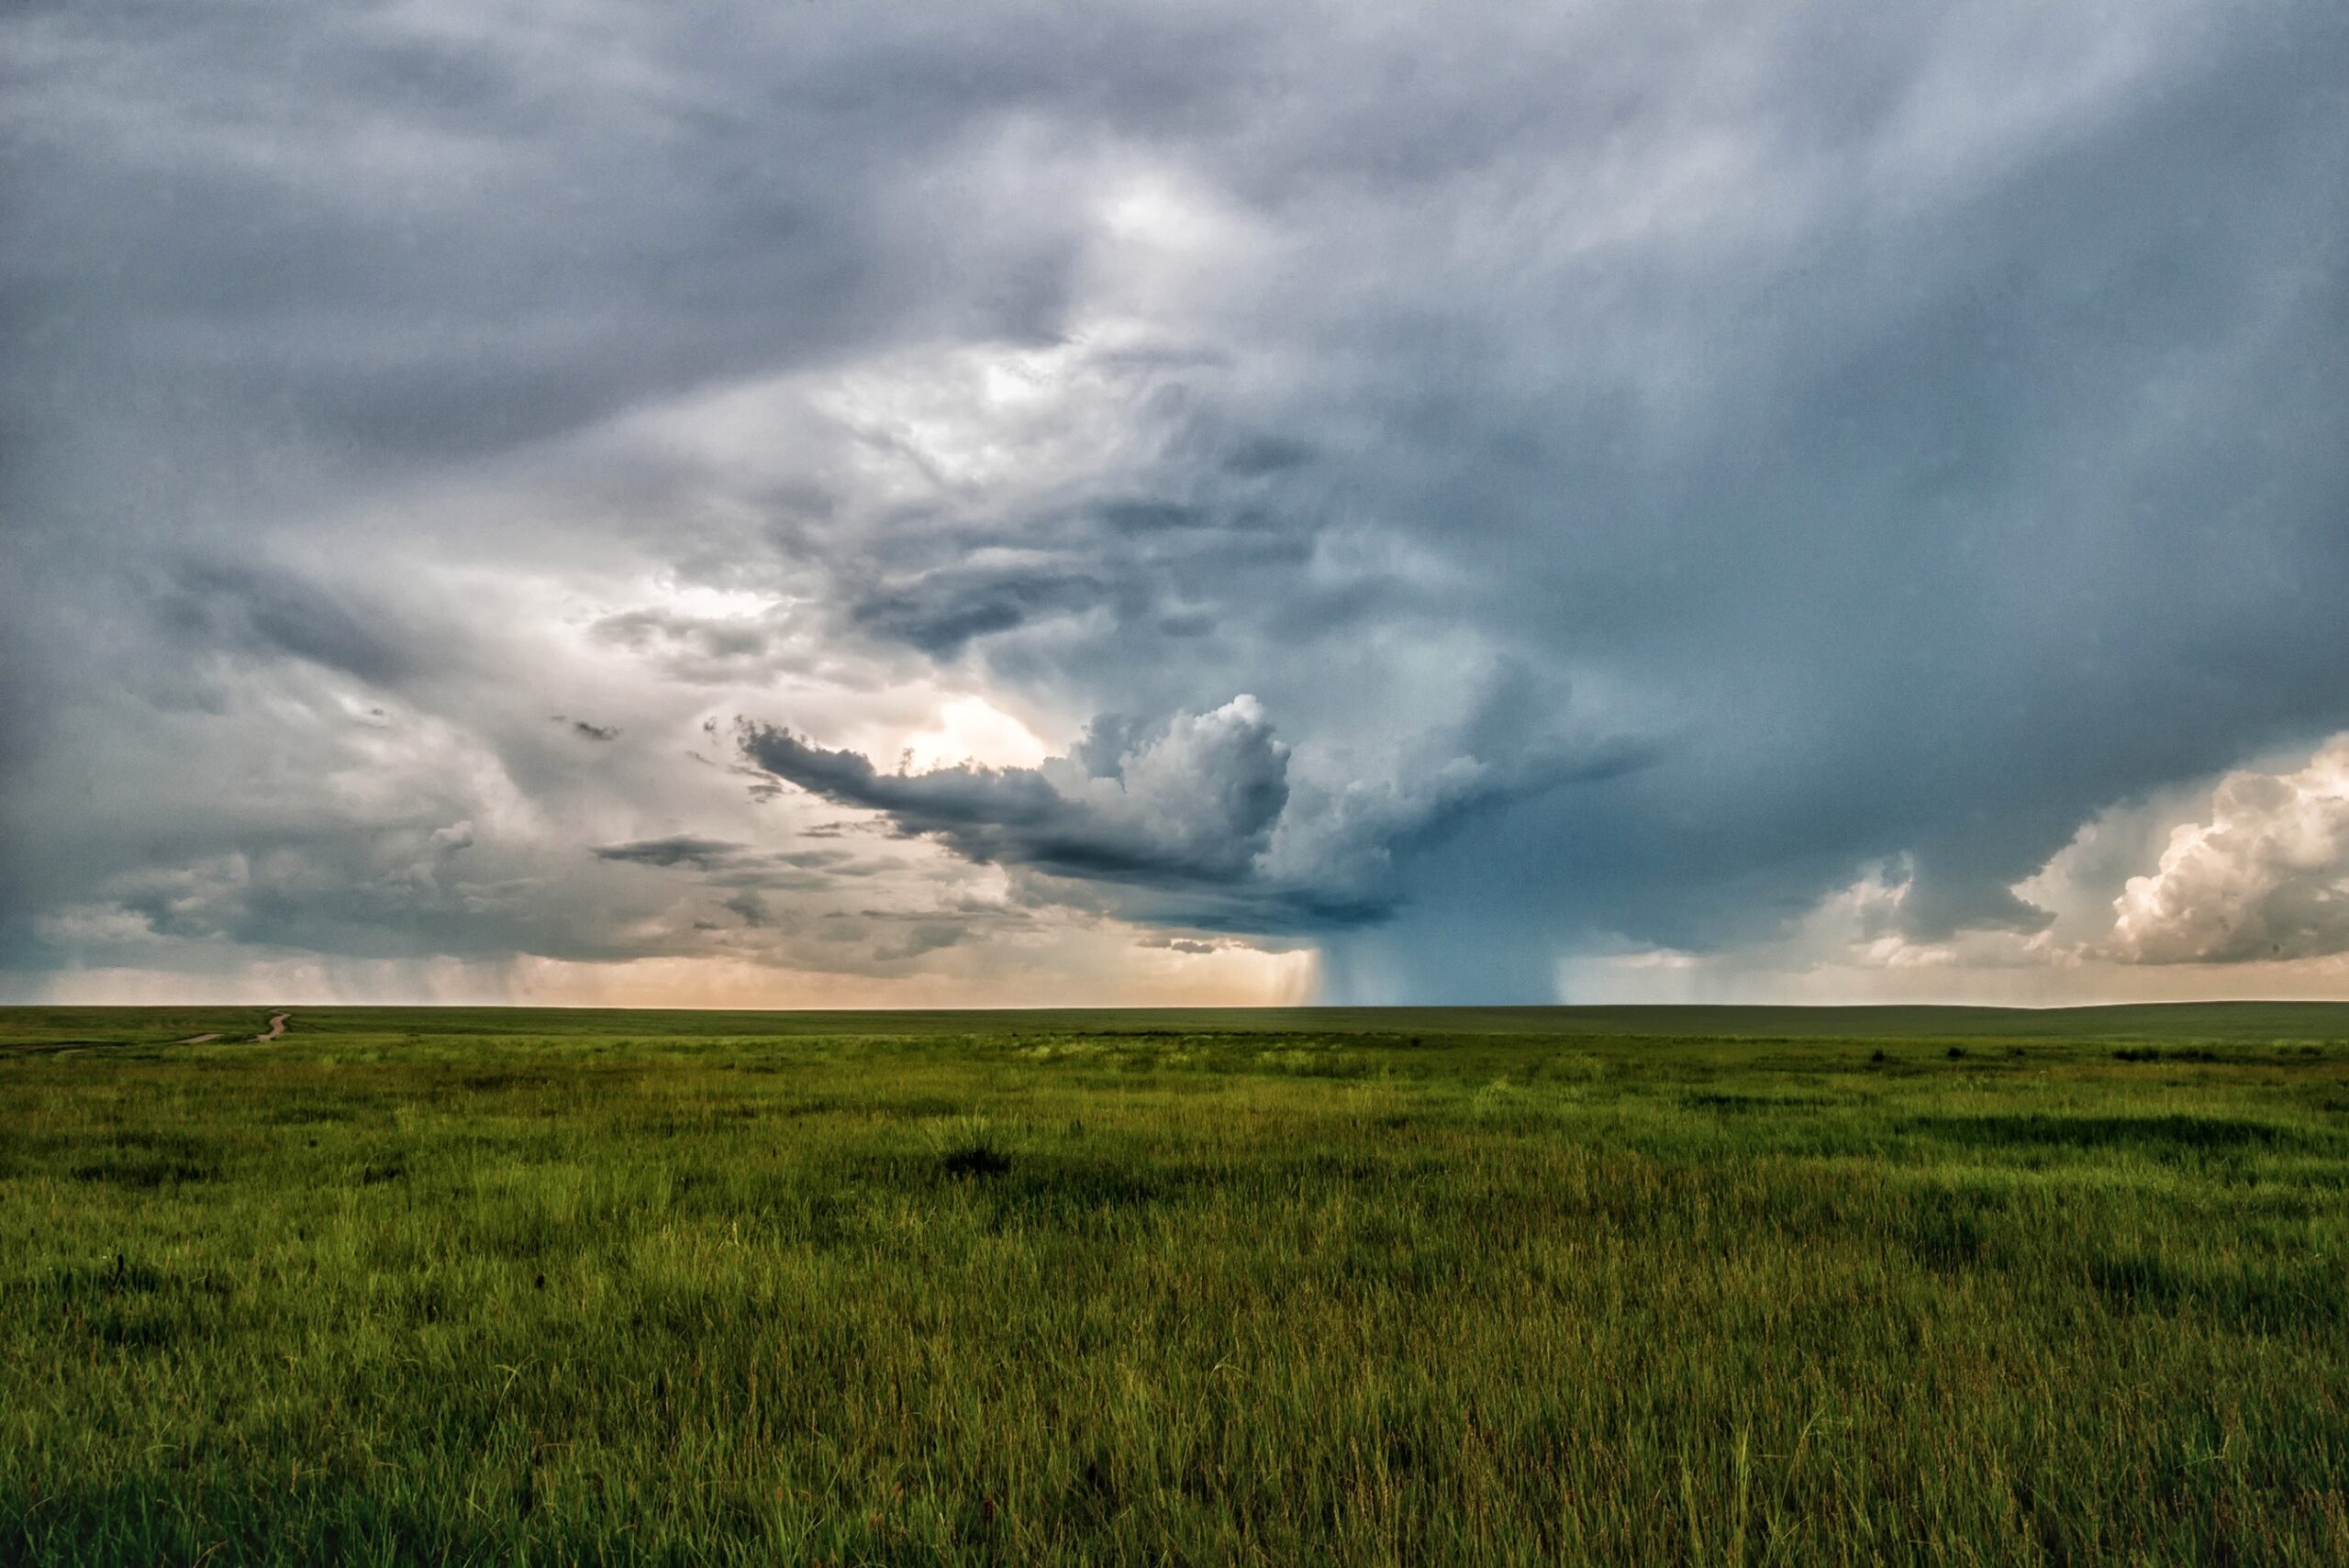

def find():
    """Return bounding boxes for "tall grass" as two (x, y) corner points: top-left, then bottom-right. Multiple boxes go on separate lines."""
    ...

(3, 1007), (2344, 1563)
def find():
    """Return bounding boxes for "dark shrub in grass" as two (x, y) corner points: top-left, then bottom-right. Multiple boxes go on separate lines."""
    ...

(940, 1140), (1011, 1178)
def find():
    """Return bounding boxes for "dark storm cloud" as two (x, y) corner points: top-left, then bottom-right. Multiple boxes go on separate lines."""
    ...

(816, 484), (1325, 670)
(721, 890), (773, 929)
(5, 0), (2346, 999)
(742, 702), (1289, 887)
(593, 611), (786, 684)
(849, 566), (1117, 660)
(592, 837), (867, 896)
(1, 1), (1263, 484)
(592, 837), (743, 870)
(157, 559), (420, 689)
(1144, 937), (1223, 956)
(741, 697), (1647, 930)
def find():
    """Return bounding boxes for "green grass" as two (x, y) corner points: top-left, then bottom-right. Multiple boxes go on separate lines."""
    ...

(4, 1004), (2346, 1564)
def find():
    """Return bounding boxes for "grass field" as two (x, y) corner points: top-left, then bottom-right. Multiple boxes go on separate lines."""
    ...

(4, 1004), (2346, 1564)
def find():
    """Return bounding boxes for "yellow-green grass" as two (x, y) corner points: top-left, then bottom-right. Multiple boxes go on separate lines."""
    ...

(4, 1005), (2345, 1564)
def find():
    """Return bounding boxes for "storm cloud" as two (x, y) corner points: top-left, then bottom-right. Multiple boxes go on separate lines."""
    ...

(745, 698), (1288, 884)
(5, 0), (2345, 1003)
(744, 693), (1651, 931)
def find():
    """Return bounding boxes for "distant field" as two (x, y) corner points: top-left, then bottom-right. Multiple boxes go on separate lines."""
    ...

(4, 1005), (2345, 1564)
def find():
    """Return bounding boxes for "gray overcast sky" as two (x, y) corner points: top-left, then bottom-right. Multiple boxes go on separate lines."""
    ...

(6, 0), (2347, 1006)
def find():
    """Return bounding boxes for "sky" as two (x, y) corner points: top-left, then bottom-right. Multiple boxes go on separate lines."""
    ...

(5, 0), (2347, 1007)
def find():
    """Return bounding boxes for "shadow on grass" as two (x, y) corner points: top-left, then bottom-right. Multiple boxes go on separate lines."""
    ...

(2088, 1250), (2341, 1332)
(1895, 1186), (2002, 1273)
(879, 1144), (1187, 1230)
(69, 1133), (227, 1187)
(1904, 1113), (2302, 1155)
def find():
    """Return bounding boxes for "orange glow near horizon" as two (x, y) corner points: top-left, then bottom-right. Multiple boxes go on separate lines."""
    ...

(34, 940), (1322, 1010)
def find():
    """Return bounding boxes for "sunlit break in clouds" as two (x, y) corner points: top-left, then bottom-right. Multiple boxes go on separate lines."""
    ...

(5, 1), (2346, 1005)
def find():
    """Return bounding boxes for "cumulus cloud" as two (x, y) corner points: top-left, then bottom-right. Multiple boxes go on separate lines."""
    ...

(741, 695), (1650, 931)
(2105, 737), (2349, 963)
(741, 699), (1644, 929)
(1575, 733), (2349, 1000)
(743, 696), (1294, 911)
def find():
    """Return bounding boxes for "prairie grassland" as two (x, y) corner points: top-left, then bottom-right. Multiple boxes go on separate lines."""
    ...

(3, 1005), (2346, 1564)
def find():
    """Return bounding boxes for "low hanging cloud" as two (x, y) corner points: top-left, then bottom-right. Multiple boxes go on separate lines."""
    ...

(590, 835), (874, 892)
(740, 695), (1626, 929)
(2105, 736), (2349, 963)
(741, 695), (1290, 894)
(591, 836), (748, 870)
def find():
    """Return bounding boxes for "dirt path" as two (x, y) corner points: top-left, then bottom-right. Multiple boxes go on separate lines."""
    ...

(3, 1017), (289, 1059)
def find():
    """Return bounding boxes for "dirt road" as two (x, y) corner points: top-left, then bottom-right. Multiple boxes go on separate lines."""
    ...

(254, 1012), (290, 1041)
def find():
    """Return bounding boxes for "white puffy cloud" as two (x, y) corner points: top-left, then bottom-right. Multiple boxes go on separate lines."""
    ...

(1562, 737), (2349, 998)
(2105, 736), (2349, 963)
